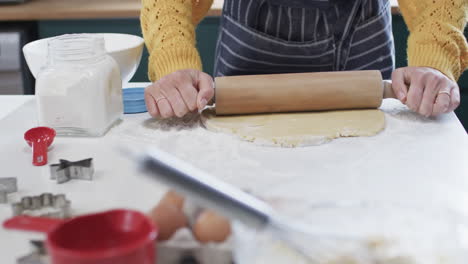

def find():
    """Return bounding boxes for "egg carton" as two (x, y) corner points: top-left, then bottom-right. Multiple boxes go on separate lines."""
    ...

(156, 201), (234, 264)
(157, 228), (233, 264)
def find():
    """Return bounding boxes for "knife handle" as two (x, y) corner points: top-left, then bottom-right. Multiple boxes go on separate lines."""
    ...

(139, 148), (274, 230)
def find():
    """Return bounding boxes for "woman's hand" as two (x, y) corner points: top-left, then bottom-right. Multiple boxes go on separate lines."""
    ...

(145, 69), (214, 118)
(391, 67), (460, 117)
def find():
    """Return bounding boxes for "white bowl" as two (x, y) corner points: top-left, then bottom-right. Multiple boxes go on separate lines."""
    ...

(23, 33), (145, 84)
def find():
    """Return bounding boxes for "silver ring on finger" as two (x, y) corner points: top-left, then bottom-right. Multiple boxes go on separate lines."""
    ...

(156, 97), (168, 104)
(438, 91), (451, 97)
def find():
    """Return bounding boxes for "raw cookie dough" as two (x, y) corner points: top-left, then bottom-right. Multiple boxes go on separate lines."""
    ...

(201, 109), (385, 147)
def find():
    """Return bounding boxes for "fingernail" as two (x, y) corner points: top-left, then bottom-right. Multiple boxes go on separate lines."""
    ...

(200, 98), (207, 109)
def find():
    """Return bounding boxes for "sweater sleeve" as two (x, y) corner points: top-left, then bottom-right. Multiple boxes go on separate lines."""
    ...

(141, 0), (214, 81)
(398, 0), (468, 81)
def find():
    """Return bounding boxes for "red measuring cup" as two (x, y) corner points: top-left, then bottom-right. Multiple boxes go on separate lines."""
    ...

(3, 209), (158, 264)
(24, 127), (56, 166)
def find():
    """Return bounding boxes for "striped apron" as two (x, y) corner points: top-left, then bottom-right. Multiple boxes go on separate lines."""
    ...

(214, 0), (395, 79)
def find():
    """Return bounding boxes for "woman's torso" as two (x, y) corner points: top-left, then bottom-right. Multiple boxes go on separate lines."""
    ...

(214, 0), (394, 79)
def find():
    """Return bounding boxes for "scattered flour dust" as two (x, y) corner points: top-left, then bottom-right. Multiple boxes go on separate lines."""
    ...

(107, 100), (464, 264)
(233, 199), (463, 264)
(108, 98), (449, 193)
(235, 234), (446, 264)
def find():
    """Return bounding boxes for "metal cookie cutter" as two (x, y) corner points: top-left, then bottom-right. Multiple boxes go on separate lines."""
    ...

(17, 240), (47, 264)
(50, 158), (94, 184)
(0, 177), (18, 203)
(12, 193), (71, 218)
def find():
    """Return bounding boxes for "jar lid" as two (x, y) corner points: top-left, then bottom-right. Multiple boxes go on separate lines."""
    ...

(123, 88), (147, 114)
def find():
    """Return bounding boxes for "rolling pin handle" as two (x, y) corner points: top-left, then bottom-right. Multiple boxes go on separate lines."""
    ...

(139, 148), (274, 230)
(383, 80), (397, 99)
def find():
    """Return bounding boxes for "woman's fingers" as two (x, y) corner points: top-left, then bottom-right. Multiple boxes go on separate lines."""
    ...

(432, 89), (451, 116)
(144, 86), (160, 117)
(147, 82), (175, 118)
(391, 68), (408, 102)
(176, 83), (198, 112)
(449, 85), (461, 113)
(418, 76), (441, 117)
(145, 69), (214, 118)
(196, 72), (215, 110)
(394, 67), (461, 117)
(406, 81), (424, 113)
(170, 70), (198, 112)
(156, 96), (175, 118)
(147, 82), (179, 118)
(159, 83), (189, 118)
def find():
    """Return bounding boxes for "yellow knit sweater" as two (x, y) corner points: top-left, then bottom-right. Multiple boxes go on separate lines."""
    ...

(140, 0), (468, 81)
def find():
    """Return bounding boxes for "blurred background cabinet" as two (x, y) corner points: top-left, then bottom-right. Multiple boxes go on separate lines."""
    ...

(0, 22), (36, 94)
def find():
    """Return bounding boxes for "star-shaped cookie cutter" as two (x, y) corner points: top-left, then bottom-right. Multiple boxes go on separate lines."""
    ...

(50, 158), (94, 184)
(17, 240), (47, 264)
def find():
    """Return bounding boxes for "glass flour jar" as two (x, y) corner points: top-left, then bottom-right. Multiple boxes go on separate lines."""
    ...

(36, 34), (123, 137)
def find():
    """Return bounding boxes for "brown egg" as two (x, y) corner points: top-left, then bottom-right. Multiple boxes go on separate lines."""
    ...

(160, 190), (185, 210)
(192, 209), (231, 243)
(148, 202), (187, 241)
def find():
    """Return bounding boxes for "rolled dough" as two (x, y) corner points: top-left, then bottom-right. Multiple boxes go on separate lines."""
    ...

(201, 109), (385, 147)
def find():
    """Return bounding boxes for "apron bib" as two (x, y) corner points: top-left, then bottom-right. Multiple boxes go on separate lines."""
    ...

(214, 0), (394, 79)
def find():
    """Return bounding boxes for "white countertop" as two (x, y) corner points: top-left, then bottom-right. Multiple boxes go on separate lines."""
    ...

(0, 84), (467, 263)
(0, 96), (31, 121)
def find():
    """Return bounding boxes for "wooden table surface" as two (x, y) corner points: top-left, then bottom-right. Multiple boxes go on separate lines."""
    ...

(0, 0), (400, 21)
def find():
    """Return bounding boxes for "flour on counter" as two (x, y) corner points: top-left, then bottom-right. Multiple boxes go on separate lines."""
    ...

(234, 231), (446, 264)
(381, 99), (433, 123)
(107, 100), (467, 264)
(232, 204), (465, 264)
(108, 98), (462, 201)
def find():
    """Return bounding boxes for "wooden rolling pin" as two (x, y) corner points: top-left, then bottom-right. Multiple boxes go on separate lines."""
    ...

(214, 70), (396, 115)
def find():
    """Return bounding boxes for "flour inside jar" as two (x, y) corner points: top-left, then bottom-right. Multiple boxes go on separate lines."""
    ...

(35, 34), (123, 137)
